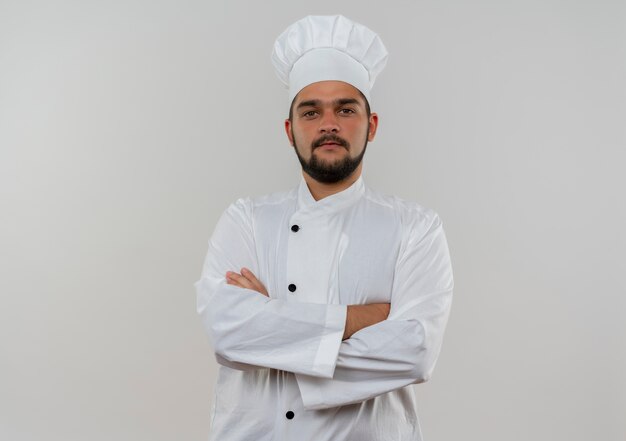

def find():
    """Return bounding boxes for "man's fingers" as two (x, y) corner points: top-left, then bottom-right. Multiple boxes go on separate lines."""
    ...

(225, 269), (269, 297)
(241, 268), (261, 287)
(226, 277), (245, 288)
(241, 268), (269, 297)
(226, 271), (254, 290)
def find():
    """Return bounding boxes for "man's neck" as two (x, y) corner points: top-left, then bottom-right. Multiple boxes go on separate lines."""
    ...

(302, 167), (362, 201)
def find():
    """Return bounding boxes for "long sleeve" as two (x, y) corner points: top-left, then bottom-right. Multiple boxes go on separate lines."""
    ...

(295, 211), (454, 410)
(194, 198), (347, 378)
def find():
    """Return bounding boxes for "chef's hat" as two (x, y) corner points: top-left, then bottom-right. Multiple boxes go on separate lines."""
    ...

(271, 15), (388, 105)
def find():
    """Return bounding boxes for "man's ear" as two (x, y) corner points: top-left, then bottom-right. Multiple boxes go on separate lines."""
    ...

(367, 113), (379, 142)
(284, 119), (294, 146)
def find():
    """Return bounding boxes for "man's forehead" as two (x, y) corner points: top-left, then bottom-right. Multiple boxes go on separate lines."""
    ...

(294, 81), (366, 107)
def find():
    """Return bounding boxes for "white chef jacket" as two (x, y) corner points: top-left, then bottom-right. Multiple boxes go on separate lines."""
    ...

(194, 174), (454, 441)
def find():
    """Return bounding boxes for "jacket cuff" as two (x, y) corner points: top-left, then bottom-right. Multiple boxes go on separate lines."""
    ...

(308, 304), (347, 378)
(295, 373), (329, 409)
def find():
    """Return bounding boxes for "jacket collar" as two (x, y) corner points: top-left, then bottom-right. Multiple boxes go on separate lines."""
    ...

(295, 174), (365, 217)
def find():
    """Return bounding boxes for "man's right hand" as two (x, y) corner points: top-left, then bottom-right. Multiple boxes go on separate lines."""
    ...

(343, 303), (390, 340)
(225, 268), (269, 297)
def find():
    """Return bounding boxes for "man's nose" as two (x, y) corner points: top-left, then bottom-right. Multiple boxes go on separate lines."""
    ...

(319, 112), (340, 133)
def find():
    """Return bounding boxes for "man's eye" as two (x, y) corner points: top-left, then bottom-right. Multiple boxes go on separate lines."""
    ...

(302, 111), (317, 117)
(339, 108), (355, 115)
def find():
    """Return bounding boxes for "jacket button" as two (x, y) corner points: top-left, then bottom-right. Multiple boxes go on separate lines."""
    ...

(286, 411), (295, 420)
(288, 284), (297, 292)
(291, 224), (300, 232)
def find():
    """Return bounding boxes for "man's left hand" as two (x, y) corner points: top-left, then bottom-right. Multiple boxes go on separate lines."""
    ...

(225, 268), (269, 297)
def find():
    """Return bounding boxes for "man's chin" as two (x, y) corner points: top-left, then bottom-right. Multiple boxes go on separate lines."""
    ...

(312, 150), (348, 163)
(315, 158), (343, 171)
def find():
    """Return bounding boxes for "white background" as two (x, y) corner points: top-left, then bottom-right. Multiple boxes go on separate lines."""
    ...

(1, 1), (624, 440)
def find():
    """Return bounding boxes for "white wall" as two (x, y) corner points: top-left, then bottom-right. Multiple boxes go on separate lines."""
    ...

(1, 1), (624, 440)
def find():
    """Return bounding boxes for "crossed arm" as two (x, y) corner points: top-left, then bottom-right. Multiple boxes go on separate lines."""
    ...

(195, 198), (453, 409)
(225, 268), (391, 341)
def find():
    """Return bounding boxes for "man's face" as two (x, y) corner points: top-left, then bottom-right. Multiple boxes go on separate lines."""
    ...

(285, 81), (378, 184)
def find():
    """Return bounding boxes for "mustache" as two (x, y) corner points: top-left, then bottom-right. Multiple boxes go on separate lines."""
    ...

(312, 134), (349, 149)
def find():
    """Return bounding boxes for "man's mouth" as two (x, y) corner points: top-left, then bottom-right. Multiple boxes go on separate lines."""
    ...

(313, 136), (348, 150)
(318, 143), (343, 151)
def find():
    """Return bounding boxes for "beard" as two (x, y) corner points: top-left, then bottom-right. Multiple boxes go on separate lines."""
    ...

(291, 131), (368, 184)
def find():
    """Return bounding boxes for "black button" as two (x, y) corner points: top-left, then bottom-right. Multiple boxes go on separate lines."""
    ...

(288, 284), (297, 292)
(291, 224), (300, 232)
(286, 411), (295, 419)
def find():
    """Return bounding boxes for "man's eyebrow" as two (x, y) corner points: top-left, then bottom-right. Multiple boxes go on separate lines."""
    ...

(296, 99), (321, 109)
(296, 98), (362, 109)
(335, 98), (361, 107)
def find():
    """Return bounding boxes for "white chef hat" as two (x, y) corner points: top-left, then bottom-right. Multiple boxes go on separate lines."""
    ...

(271, 15), (388, 105)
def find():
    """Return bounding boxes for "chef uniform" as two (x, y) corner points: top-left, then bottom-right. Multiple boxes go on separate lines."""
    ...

(195, 15), (454, 441)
